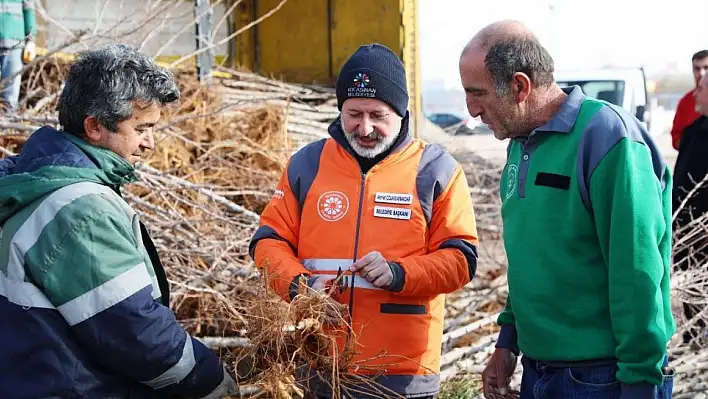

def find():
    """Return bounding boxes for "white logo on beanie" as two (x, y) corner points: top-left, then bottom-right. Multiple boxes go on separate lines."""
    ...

(348, 72), (377, 98)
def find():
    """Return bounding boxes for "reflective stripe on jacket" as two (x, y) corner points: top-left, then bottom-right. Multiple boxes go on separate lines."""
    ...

(249, 115), (479, 397)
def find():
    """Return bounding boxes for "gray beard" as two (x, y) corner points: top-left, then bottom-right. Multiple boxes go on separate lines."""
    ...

(340, 120), (398, 159)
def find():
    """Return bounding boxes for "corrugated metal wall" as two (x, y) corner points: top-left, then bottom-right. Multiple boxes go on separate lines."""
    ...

(232, 0), (420, 137)
(42, 0), (231, 61)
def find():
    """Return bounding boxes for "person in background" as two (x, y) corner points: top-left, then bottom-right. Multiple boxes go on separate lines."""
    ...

(672, 72), (708, 346)
(670, 50), (708, 150)
(0, 44), (236, 399)
(0, 0), (37, 113)
(459, 20), (675, 398)
(249, 43), (479, 398)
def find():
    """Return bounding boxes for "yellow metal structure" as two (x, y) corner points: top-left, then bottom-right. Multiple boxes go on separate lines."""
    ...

(232, 0), (421, 138)
(35, 0), (421, 137)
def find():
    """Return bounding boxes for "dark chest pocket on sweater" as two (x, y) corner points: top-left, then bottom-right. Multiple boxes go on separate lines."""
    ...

(534, 172), (571, 191)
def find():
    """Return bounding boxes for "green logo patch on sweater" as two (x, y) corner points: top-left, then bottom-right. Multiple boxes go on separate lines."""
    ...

(505, 164), (518, 200)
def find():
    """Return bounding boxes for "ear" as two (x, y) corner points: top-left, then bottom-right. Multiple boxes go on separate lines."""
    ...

(83, 115), (104, 144)
(511, 72), (532, 103)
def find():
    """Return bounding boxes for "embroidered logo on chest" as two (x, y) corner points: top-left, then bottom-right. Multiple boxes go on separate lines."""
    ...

(374, 192), (413, 205)
(505, 164), (518, 200)
(373, 206), (412, 220)
(317, 191), (349, 222)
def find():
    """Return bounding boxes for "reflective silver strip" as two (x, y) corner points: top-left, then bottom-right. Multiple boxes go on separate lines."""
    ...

(7, 182), (121, 281)
(2, 181), (146, 310)
(0, 271), (54, 308)
(141, 335), (197, 389)
(302, 258), (351, 271)
(348, 275), (382, 290)
(0, 2), (23, 14)
(58, 263), (152, 326)
(302, 258), (383, 291)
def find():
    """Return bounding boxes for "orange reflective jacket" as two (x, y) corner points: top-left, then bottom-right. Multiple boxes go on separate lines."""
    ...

(249, 116), (478, 397)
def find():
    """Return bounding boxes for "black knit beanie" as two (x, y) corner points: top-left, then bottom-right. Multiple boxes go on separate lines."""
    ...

(336, 43), (409, 117)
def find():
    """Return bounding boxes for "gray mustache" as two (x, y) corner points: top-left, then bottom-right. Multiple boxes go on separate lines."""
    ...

(350, 131), (382, 140)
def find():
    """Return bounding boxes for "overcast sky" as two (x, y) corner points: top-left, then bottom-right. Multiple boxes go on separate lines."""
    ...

(419, 0), (707, 89)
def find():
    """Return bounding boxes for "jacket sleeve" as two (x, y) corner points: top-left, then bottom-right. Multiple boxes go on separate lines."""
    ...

(0, 155), (16, 176)
(669, 102), (682, 150)
(670, 93), (694, 150)
(30, 204), (229, 398)
(249, 165), (310, 302)
(495, 294), (519, 354)
(391, 164), (478, 297)
(589, 134), (672, 393)
(23, 0), (37, 39)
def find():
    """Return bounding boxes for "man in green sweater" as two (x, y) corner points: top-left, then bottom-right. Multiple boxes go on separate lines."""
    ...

(0, 0), (36, 112)
(459, 20), (675, 398)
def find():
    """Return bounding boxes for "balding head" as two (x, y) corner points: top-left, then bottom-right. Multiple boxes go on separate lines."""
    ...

(458, 20), (559, 140)
(459, 20), (555, 97)
(462, 20), (538, 56)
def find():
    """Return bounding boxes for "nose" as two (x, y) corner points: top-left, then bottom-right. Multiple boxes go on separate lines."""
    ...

(141, 129), (155, 150)
(359, 116), (375, 136)
(466, 102), (483, 119)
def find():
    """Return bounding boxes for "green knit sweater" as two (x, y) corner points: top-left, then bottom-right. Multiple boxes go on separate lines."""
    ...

(497, 87), (675, 390)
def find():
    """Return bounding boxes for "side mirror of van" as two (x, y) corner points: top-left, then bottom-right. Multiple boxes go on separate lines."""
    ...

(635, 105), (646, 122)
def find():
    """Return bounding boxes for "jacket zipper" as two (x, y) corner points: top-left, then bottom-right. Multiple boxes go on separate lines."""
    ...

(346, 173), (367, 347)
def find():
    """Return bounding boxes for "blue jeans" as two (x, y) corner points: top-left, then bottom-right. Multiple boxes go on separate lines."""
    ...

(520, 356), (674, 399)
(0, 47), (23, 112)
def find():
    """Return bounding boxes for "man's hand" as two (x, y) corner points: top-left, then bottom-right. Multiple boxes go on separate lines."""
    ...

(200, 366), (238, 399)
(482, 348), (520, 398)
(350, 251), (393, 288)
(23, 40), (36, 63)
(306, 276), (348, 326)
(321, 297), (348, 326)
(309, 275), (328, 292)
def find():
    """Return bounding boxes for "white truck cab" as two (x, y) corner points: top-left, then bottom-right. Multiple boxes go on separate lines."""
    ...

(554, 67), (651, 131)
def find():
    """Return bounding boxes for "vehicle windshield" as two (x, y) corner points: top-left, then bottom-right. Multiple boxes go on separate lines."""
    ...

(556, 80), (626, 106)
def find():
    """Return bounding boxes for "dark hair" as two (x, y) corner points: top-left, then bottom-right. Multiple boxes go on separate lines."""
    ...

(484, 37), (555, 96)
(692, 50), (708, 62)
(58, 44), (180, 136)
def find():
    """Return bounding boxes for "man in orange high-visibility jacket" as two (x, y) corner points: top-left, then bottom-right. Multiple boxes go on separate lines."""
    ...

(249, 43), (479, 399)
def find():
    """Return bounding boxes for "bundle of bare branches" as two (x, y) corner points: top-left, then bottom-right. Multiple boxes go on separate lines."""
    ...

(225, 272), (410, 399)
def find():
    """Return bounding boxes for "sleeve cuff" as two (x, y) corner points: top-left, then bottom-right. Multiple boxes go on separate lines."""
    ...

(495, 324), (520, 355)
(288, 274), (309, 301)
(621, 382), (656, 398)
(386, 261), (405, 292)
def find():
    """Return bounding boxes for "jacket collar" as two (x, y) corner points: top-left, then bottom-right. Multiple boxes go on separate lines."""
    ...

(535, 85), (586, 134)
(3, 125), (138, 186)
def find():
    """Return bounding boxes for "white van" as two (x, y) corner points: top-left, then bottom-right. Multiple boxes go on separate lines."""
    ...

(554, 67), (651, 131)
